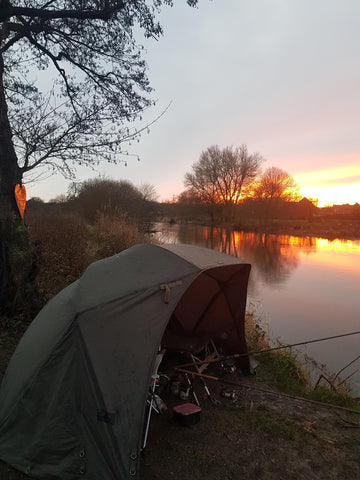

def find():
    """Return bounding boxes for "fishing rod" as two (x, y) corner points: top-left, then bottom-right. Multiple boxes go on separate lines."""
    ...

(173, 329), (360, 414)
(175, 330), (360, 370)
(173, 363), (360, 415)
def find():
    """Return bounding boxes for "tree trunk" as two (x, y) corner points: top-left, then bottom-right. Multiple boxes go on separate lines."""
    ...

(0, 52), (37, 316)
(0, 53), (22, 220)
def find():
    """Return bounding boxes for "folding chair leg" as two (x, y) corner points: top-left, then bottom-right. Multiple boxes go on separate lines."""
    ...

(185, 373), (200, 406)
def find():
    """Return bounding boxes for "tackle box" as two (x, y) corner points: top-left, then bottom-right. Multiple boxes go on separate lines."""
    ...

(173, 403), (201, 426)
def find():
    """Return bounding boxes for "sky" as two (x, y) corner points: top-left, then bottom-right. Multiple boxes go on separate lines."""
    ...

(26, 0), (360, 207)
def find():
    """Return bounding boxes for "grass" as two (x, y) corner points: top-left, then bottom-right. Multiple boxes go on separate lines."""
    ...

(252, 349), (360, 411)
(245, 307), (360, 411)
(235, 407), (306, 441)
(258, 350), (309, 395)
(255, 349), (360, 411)
(307, 385), (360, 409)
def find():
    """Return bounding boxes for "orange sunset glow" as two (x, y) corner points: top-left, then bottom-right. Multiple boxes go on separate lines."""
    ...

(293, 165), (360, 207)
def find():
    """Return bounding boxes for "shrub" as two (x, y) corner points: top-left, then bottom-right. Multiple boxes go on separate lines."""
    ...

(94, 211), (143, 259)
(27, 212), (91, 301)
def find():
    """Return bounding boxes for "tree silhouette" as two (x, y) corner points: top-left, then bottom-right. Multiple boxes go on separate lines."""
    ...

(253, 167), (300, 222)
(0, 0), (197, 219)
(0, 0), (197, 312)
(184, 144), (264, 221)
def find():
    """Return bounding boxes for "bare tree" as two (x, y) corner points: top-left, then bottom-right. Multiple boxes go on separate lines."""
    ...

(0, 0), (197, 221)
(137, 182), (158, 202)
(254, 167), (299, 201)
(184, 144), (264, 221)
(253, 167), (300, 221)
(0, 0), (197, 312)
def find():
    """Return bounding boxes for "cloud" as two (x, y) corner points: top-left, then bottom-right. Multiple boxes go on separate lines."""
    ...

(294, 166), (360, 187)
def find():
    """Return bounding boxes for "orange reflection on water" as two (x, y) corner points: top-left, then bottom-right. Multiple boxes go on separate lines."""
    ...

(299, 238), (360, 271)
(228, 230), (318, 255)
(195, 226), (360, 278)
(315, 238), (360, 253)
(211, 229), (359, 256)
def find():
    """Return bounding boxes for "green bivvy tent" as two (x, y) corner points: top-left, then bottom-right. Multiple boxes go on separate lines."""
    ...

(0, 243), (251, 479)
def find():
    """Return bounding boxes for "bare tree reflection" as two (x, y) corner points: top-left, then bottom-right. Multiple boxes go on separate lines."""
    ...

(176, 224), (318, 285)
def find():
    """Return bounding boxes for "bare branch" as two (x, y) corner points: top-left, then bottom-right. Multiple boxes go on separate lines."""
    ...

(0, 0), (197, 204)
(1, 2), (126, 23)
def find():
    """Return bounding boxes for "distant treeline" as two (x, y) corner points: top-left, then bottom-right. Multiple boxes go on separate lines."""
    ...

(28, 177), (360, 228)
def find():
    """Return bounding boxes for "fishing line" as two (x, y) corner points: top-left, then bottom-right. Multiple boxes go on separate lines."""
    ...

(212, 377), (360, 415)
(173, 330), (360, 414)
(174, 363), (360, 414)
(176, 330), (360, 369)
(247, 330), (360, 357)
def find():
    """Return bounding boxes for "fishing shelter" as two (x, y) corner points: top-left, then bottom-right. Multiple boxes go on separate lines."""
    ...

(0, 243), (251, 479)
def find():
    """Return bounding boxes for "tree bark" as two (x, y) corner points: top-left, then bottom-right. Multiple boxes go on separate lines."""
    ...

(0, 53), (22, 221)
(0, 52), (35, 315)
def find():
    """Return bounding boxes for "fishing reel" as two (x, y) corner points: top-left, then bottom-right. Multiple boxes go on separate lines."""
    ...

(219, 356), (237, 376)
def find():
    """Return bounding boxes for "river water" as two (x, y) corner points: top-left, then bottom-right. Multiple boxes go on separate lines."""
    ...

(151, 222), (360, 394)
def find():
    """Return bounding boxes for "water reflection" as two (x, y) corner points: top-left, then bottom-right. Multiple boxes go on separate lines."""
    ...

(155, 223), (308, 285)
(153, 222), (360, 284)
